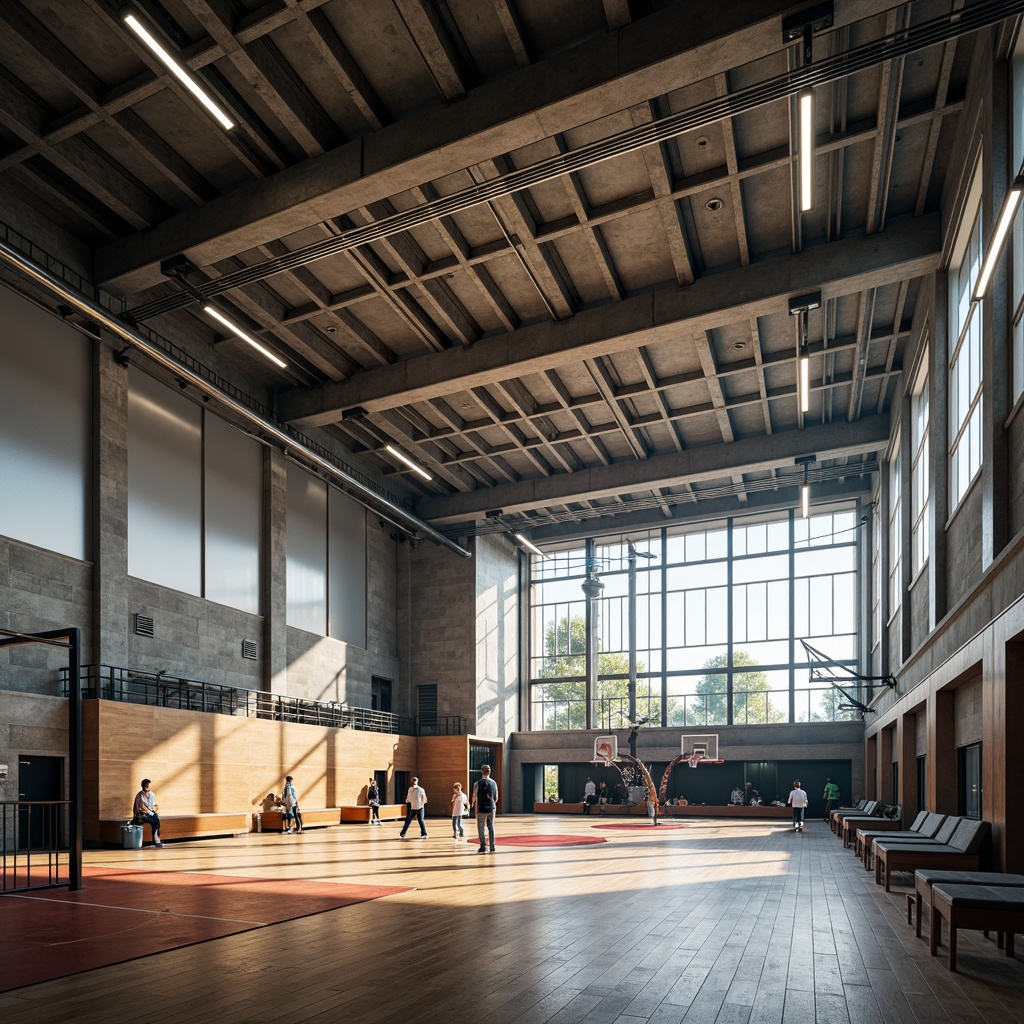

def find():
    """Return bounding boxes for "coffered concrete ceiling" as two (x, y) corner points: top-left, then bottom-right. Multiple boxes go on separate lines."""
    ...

(0, 0), (1017, 545)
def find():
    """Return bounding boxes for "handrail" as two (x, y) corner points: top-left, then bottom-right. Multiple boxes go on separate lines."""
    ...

(58, 665), (474, 736)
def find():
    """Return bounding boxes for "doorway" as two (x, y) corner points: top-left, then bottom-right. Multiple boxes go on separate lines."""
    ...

(18, 755), (63, 850)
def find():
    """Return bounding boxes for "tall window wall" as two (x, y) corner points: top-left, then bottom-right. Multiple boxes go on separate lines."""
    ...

(529, 506), (860, 731)
(911, 363), (930, 577)
(949, 168), (983, 510)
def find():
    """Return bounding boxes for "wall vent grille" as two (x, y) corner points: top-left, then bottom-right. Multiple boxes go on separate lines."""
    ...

(242, 639), (258, 660)
(134, 614), (154, 638)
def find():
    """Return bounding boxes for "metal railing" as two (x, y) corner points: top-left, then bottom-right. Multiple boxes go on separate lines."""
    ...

(58, 665), (468, 735)
(1, 801), (71, 894)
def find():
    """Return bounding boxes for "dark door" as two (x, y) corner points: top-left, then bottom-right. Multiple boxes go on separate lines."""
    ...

(374, 769), (388, 801)
(394, 770), (410, 806)
(18, 756), (63, 850)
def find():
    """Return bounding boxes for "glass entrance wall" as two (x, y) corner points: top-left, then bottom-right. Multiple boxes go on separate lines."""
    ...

(528, 505), (861, 729)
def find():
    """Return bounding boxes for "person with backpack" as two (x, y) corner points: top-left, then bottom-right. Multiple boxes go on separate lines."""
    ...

(472, 764), (499, 853)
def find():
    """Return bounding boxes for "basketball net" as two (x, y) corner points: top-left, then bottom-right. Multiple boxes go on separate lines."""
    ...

(687, 753), (702, 769)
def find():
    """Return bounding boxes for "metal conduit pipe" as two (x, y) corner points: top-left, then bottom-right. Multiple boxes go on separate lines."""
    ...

(0, 238), (472, 559)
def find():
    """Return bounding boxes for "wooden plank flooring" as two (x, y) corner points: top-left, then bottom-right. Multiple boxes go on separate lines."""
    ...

(2, 816), (1023, 1023)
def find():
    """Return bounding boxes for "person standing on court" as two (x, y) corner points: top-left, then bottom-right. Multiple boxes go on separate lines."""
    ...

(133, 777), (163, 848)
(367, 777), (382, 826)
(822, 777), (839, 822)
(787, 779), (809, 832)
(472, 764), (499, 853)
(282, 775), (303, 834)
(399, 777), (428, 838)
(582, 776), (596, 814)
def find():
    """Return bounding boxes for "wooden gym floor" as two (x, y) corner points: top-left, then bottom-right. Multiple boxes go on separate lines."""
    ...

(2, 815), (1022, 1024)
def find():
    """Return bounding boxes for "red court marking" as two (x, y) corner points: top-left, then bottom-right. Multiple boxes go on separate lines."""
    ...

(1, 866), (410, 993)
(493, 835), (607, 847)
(591, 823), (689, 830)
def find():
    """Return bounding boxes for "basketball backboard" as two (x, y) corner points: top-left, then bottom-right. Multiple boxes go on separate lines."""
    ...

(594, 735), (617, 762)
(681, 734), (719, 760)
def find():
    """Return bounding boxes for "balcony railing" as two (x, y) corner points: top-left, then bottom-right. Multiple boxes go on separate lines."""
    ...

(59, 665), (431, 734)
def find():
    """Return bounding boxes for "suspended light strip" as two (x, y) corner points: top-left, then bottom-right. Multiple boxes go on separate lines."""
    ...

(385, 445), (432, 481)
(798, 346), (810, 412)
(203, 306), (287, 368)
(798, 89), (814, 212)
(801, 481), (810, 518)
(514, 532), (546, 558)
(974, 174), (1024, 300)
(123, 12), (235, 131)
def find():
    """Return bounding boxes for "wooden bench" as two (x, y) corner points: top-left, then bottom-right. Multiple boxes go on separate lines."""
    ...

(259, 808), (340, 832)
(874, 819), (990, 892)
(911, 870), (1024, 938)
(99, 812), (250, 845)
(930, 883), (1024, 971)
(858, 812), (949, 869)
(340, 804), (406, 822)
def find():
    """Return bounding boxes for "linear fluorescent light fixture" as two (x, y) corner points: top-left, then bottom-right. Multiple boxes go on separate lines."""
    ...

(798, 89), (814, 212)
(801, 480), (810, 518)
(385, 444), (432, 481)
(974, 174), (1024, 301)
(123, 11), (235, 131)
(514, 532), (546, 558)
(798, 345), (810, 412)
(203, 306), (287, 368)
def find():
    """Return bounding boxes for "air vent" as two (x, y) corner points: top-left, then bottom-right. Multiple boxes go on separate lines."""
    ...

(134, 613), (154, 638)
(242, 639), (258, 660)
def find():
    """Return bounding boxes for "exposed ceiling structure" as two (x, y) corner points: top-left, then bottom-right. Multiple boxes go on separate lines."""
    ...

(1, 0), (1019, 549)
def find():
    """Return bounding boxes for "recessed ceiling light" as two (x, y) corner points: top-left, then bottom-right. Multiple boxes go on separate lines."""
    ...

(705, 197), (723, 212)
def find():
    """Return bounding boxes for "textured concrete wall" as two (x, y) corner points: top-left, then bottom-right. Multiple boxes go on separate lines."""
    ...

(1011, 406), (1024, 537)
(947, 482), (984, 610)
(0, 538), (93, 694)
(398, 537), (476, 722)
(474, 534), (519, 740)
(953, 675), (983, 748)
(0, 692), (69, 803)
(909, 563), (930, 653)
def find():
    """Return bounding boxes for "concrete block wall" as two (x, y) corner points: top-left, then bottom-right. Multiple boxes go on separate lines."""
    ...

(398, 537), (476, 724)
(947, 484), (984, 609)
(0, 537), (93, 694)
(0, 692), (69, 804)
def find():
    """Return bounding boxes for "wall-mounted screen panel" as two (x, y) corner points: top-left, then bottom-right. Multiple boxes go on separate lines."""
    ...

(127, 367), (202, 595)
(286, 465), (327, 634)
(0, 287), (91, 560)
(328, 490), (366, 647)
(205, 413), (262, 614)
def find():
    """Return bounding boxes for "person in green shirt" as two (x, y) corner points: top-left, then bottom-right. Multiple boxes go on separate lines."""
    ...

(822, 777), (840, 822)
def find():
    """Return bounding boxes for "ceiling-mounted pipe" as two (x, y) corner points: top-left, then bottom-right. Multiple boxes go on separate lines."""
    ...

(125, 0), (1024, 322)
(0, 238), (472, 559)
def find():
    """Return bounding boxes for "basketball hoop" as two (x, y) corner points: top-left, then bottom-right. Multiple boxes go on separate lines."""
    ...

(687, 753), (702, 769)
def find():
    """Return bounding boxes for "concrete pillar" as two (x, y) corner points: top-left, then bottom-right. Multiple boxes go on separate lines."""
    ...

(91, 346), (129, 669)
(263, 447), (288, 695)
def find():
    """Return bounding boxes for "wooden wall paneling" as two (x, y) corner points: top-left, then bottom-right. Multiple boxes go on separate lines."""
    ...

(929, 689), (957, 813)
(990, 632), (1024, 871)
(416, 735), (468, 817)
(897, 711), (918, 821)
(865, 734), (877, 800)
(879, 726), (894, 804)
(85, 702), (421, 835)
